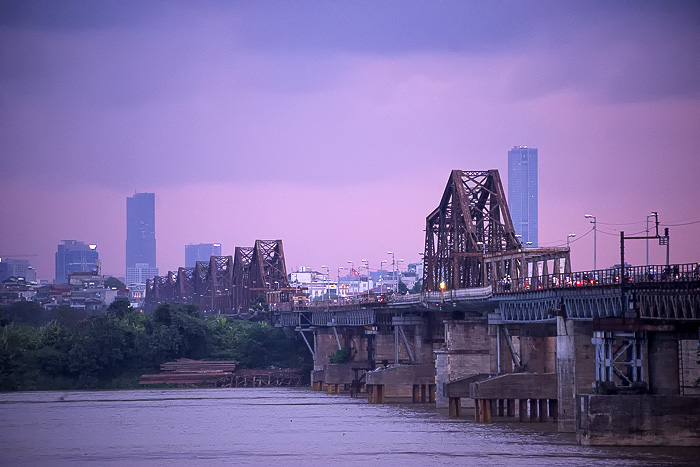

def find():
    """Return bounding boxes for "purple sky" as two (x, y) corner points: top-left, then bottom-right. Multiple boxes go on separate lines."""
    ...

(1, 1), (699, 281)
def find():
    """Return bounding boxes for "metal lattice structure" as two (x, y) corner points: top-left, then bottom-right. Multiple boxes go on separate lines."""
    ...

(423, 170), (521, 291)
(423, 169), (572, 292)
(145, 239), (290, 313)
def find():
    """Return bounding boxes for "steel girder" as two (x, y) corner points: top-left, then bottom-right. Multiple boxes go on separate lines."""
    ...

(423, 170), (521, 291)
(250, 239), (290, 292)
(233, 246), (254, 312)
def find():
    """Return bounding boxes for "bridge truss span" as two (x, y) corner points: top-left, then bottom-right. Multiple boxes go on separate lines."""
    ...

(145, 239), (290, 313)
(422, 169), (571, 293)
(637, 289), (700, 320)
(495, 288), (624, 323)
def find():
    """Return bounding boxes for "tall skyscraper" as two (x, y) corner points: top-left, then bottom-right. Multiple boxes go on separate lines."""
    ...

(508, 146), (538, 247)
(55, 240), (99, 284)
(185, 243), (222, 267)
(126, 193), (157, 286)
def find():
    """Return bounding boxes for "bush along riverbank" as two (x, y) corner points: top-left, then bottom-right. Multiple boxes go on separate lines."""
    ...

(0, 301), (312, 391)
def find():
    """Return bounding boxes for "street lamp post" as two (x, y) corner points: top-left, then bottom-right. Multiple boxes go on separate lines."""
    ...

(347, 261), (355, 294)
(584, 214), (597, 270)
(321, 265), (330, 300)
(380, 259), (387, 293)
(646, 212), (657, 267)
(387, 251), (396, 293)
(362, 259), (370, 294)
(567, 233), (576, 248)
(337, 266), (344, 302)
(397, 259), (404, 293)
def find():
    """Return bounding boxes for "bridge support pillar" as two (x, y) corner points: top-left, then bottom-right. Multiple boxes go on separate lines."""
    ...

(648, 332), (680, 395)
(507, 399), (515, 417)
(519, 399), (528, 422)
(435, 317), (491, 409)
(556, 317), (595, 432)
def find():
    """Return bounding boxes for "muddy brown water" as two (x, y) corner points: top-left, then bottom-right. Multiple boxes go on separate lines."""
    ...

(1, 388), (698, 466)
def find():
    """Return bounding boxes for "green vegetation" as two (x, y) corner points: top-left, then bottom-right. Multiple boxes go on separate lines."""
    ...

(410, 280), (422, 294)
(329, 348), (350, 364)
(0, 301), (312, 391)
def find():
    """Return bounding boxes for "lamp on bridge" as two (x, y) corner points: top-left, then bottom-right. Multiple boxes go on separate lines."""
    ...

(585, 214), (597, 270)
(362, 259), (370, 293)
(439, 280), (446, 303)
(337, 266), (344, 303)
(387, 251), (396, 293)
(321, 265), (330, 299)
(567, 233), (576, 248)
(347, 261), (355, 294)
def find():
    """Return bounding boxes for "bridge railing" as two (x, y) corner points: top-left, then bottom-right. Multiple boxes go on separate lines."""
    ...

(493, 262), (699, 294)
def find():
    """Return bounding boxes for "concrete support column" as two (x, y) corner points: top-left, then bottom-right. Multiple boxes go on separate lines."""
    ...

(648, 332), (680, 395)
(538, 399), (548, 422)
(519, 399), (527, 422)
(529, 398), (538, 421)
(449, 397), (461, 417)
(436, 318), (491, 409)
(549, 399), (558, 422)
(556, 316), (576, 432)
(507, 399), (515, 417)
(556, 317), (595, 432)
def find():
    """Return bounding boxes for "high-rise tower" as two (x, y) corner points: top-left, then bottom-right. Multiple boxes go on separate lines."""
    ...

(185, 243), (222, 267)
(508, 146), (538, 247)
(126, 193), (157, 285)
(55, 240), (99, 284)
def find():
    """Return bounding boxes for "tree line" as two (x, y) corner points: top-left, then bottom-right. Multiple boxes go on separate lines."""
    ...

(0, 300), (312, 391)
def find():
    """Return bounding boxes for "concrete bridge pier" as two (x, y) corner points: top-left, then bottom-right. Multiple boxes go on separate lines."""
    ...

(556, 317), (595, 432)
(648, 331), (681, 395)
(365, 316), (439, 403)
(435, 317), (491, 409)
(310, 327), (374, 393)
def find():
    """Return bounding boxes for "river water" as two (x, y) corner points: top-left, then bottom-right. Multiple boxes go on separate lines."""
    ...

(1, 388), (698, 466)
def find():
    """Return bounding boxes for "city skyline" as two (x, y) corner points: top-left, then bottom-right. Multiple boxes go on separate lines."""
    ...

(1, 1), (699, 281)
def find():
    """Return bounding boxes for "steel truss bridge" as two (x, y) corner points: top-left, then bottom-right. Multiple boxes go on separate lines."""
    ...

(277, 169), (700, 331)
(274, 169), (699, 394)
(144, 239), (290, 313)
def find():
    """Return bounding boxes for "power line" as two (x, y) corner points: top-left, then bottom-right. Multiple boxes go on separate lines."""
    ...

(538, 227), (594, 247)
(662, 219), (700, 227)
(597, 220), (645, 226)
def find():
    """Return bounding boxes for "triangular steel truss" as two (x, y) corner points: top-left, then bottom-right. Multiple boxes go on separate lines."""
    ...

(423, 170), (520, 291)
(146, 239), (290, 312)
